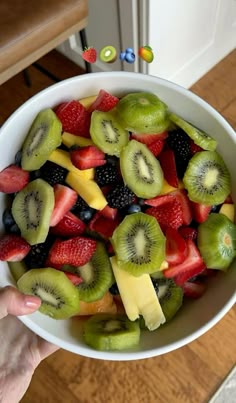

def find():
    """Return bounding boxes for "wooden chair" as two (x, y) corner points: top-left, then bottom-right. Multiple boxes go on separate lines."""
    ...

(0, 0), (90, 86)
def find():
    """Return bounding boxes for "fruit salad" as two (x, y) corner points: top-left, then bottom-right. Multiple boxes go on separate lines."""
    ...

(0, 89), (236, 352)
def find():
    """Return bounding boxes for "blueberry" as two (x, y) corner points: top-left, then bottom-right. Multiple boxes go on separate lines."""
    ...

(2, 208), (15, 230)
(79, 208), (94, 222)
(127, 204), (141, 214)
(109, 283), (120, 295)
(9, 223), (20, 234)
(14, 150), (22, 166)
(119, 51), (126, 61)
(125, 47), (134, 53)
(125, 52), (136, 63)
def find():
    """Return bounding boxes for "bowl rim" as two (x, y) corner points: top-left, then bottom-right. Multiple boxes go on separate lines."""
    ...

(1, 71), (236, 360)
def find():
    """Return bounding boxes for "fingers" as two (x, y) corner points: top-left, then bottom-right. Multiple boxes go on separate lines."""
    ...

(0, 286), (41, 319)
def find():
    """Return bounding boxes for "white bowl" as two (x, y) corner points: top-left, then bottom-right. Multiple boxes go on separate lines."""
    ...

(0, 72), (235, 361)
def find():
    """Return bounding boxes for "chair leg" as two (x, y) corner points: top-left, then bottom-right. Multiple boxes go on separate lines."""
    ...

(79, 29), (92, 73)
(23, 69), (32, 87)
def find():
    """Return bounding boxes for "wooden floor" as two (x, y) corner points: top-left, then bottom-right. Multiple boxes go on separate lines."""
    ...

(1, 50), (236, 403)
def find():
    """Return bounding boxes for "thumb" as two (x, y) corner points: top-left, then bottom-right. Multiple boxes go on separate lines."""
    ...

(0, 286), (41, 319)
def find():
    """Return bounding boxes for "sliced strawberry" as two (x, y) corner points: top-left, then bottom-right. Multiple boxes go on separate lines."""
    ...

(55, 100), (91, 137)
(224, 194), (233, 203)
(0, 234), (30, 261)
(0, 165), (29, 194)
(165, 228), (187, 265)
(174, 263), (206, 285)
(147, 138), (165, 157)
(182, 281), (207, 298)
(163, 239), (205, 279)
(100, 205), (118, 220)
(144, 193), (175, 207)
(172, 189), (192, 225)
(189, 139), (203, 155)
(191, 201), (211, 223)
(179, 226), (198, 241)
(89, 89), (119, 112)
(50, 184), (77, 227)
(64, 272), (83, 286)
(146, 198), (183, 230)
(88, 212), (120, 238)
(50, 211), (86, 237)
(48, 236), (97, 267)
(159, 149), (178, 187)
(70, 146), (106, 170)
(131, 131), (168, 145)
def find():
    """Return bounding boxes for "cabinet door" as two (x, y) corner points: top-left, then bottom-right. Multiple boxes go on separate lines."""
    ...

(147, 0), (236, 87)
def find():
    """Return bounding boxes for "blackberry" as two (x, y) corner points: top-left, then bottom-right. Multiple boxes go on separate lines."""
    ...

(25, 236), (54, 269)
(40, 161), (68, 186)
(95, 164), (119, 186)
(167, 129), (191, 177)
(106, 184), (135, 209)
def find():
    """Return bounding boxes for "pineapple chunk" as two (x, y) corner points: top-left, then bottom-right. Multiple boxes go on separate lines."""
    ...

(66, 171), (107, 210)
(79, 95), (97, 109)
(48, 149), (94, 180)
(159, 179), (184, 195)
(219, 203), (235, 222)
(110, 256), (166, 331)
(62, 132), (94, 148)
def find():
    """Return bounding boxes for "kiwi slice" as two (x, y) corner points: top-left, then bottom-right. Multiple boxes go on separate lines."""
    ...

(120, 139), (163, 198)
(11, 178), (54, 245)
(21, 108), (62, 171)
(17, 267), (80, 319)
(111, 212), (166, 276)
(90, 110), (129, 156)
(197, 213), (236, 271)
(169, 113), (217, 151)
(116, 92), (169, 134)
(8, 261), (28, 282)
(99, 45), (117, 63)
(64, 242), (114, 303)
(183, 151), (231, 205)
(154, 278), (183, 322)
(83, 313), (140, 351)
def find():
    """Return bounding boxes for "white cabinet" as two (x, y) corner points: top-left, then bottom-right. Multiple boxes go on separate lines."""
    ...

(58, 0), (236, 88)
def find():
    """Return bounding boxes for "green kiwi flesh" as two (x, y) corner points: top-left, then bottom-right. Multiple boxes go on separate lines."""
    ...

(8, 261), (28, 282)
(99, 45), (117, 63)
(120, 139), (164, 198)
(116, 92), (169, 134)
(83, 313), (140, 351)
(11, 178), (54, 245)
(111, 212), (166, 276)
(21, 108), (62, 171)
(169, 113), (217, 151)
(183, 151), (231, 205)
(90, 110), (129, 156)
(155, 278), (183, 322)
(17, 268), (80, 319)
(197, 213), (236, 271)
(65, 242), (114, 303)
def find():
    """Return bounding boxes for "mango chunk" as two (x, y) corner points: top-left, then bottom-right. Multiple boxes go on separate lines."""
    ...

(66, 171), (107, 210)
(62, 132), (94, 148)
(159, 179), (184, 195)
(79, 95), (97, 109)
(219, 203), (235, 222)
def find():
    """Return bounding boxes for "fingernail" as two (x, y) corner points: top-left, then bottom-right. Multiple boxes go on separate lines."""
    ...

(24, 296), (41, 309)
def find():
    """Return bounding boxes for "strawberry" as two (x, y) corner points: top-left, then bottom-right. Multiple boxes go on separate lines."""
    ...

(55, 100), (91, 137)
(147, 138), (165, 157)
(159, 149), (178, 187)
(82, 47), (97, 63)
(100, 205), (118, 220)
(0, 165), (29, 194)
(165, 228), (187, 265)
(88, 212), (120, 238)
(64, 272), (83, 286)
(163, 239), (205, 279)
(182, 281), (207, 298)
(174, 263), (206, 285)
(191, 201), (211, 223)
(48, 236), (97, 267)
(189, 139), (203, 155)
(50, 184), (77, 227)
(179, 226), (198, 241)
(89, 89), (119, 112)
(146, 198), (183, 230)
(144, 193), (175, 208)
(50, 211), (86, 237)
(70, 145), (106, 170)
(0, 234), (30, 261)
(131, 131), (168, 145)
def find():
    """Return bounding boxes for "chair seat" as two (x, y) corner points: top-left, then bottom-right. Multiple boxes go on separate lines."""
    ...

(0, 0), (88, 84)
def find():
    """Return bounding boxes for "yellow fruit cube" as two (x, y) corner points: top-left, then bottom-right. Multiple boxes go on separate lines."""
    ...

(79, 95), (97, 109)
(219, 203), (235, 222)
(62, 132), (94, 148)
